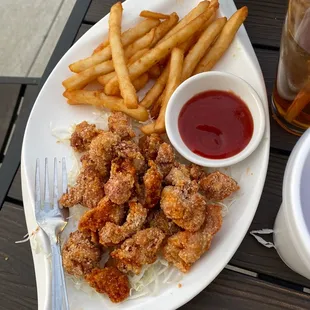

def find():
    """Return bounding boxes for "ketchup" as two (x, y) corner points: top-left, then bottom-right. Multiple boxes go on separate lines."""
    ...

(178, 90), (253, 159)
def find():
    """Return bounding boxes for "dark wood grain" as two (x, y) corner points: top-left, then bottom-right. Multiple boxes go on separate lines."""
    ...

(84, 0), (287, 49)
(75, 23), (92, 42)
(181, 269), (310, 310)
(8, 168), (22, 203)
(0, 202), (37, 310)
(231, 152), (310, 288)
(0, 84), (21, 158)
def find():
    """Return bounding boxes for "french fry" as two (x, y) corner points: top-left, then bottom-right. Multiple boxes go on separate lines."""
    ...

(150, 92), (164, 118)
(92, 15), (161, 55)
(63, 90), (149, 121)
(157, 1), (210, 44)
(285, 81), (310, 122)
(194, 6), (248, 74)
(182, 17), (227, 81)
(109, 2), (138, 109)
(140, 122), (156, 135)
(148, 64), (161, 79)
(155, 48), (184, 133)
(98, 48), (149, 86)
(140, 10), (170, 20)
(149, 13), (179, 47)
(140, 64), (169, 108)
(63, 60), (114, 90)
(104, 6), (217, 96)
(70, 18), (160, 72)
(133, 73), (149, 92)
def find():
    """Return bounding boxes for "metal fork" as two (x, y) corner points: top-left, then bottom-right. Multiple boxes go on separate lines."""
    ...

(35, 158), (69, 310)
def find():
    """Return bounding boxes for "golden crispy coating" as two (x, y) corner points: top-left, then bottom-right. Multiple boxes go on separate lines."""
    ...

(142, 161), (163, 208)
(160, 183), (206, 232)
(59, 166), (104, 209)
(139, 133), (163, 161)
(70, 121), (101, 153)
(199, 171), (239, 201)
(111, 228), (165, 274)
(147, 209), (180, 237)
(104, 159), (136, 205)
(88, 131), (121, 177)
(165, 165), (191, 187)
(99, 201), (147, 246)
(62, 231), (101, 276)
(85, 267), (130, 303)
(115, 140), (146, 173)
(189, 164), (206, 180)
(78, 197), (125, 235)
(155, 142), (175, 177)
(163, 204), (222, 273)
(108, 112), (135, 140)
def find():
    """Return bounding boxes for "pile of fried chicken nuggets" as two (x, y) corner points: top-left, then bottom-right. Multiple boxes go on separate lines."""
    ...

(60, 112), (239, 303)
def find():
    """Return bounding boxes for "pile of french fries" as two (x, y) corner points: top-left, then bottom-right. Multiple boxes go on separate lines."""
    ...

(62, 1), (248, 134)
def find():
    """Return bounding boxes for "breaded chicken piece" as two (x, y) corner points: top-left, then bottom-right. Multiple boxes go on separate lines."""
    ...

(85, 267), (130, 303)
(160, 182), (206, 232)
(199, 171), (239, 201)
(147, 209), (180, 237)
(99, 201), (147, 246)
(88, 131), (121, 177)
(111, 228), (165, 274)
(141, 161), (163, 208)
(59, 166), (104, 209)
(139, 133), (162, 161)
(165, 165), (191, 187)
(78, 197), (125, 236)
(115, 140), (146, 174)
(155, 142), (175, 177)
(163, 204), (222, 273)
(108, 112), (135, 140)
(70, 121), (101, 153)
(104, 159), (136, 205)
(62, 231), (102, 276)
(189, 164), (206, 180)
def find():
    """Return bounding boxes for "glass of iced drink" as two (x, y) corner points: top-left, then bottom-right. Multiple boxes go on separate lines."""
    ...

(272, 0), (310, 135)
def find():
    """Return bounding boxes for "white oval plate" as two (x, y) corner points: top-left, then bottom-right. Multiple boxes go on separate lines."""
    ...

(21, 0), (270, 309)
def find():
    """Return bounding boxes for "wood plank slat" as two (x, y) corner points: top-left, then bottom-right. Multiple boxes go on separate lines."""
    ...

(8, 168), (22, 203)
(181, 269), (310, 310)
(0, 84), (21, 159)
(0, 202), (37, 310)
(231, 152), (310, 288)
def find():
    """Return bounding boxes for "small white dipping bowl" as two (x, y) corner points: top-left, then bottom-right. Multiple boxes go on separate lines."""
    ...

(165, 71), (266, 167)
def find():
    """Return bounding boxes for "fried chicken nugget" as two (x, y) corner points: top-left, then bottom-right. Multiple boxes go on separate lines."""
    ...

(155, 142), (175, 177)
(108, 112), (135, 140)
(104, 159), (136, 205)
(199, 171), (239, 201)
(85, 267), (130, 303)
(115, 140), (146, 174)
(88, 131), (121, 177)
(147, 209), (180, 237)
(163, 204), (222, 273)
(59, 166), (104, 209)
(111, 228), (165, 274)
(99, 201), (147, 246)
(165, 164), (191, 187)
(78, 197), (125, 236)
(189, 164), (206, 180)
(62, 231), (102, 276)
(139, 133), (163, 161)
(160, 182), (206, 232)
(70, 121), (101, 153)
(141, 161), (163, 208)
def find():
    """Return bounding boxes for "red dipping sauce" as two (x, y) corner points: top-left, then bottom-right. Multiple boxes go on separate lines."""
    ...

(178, 90), (254, 159)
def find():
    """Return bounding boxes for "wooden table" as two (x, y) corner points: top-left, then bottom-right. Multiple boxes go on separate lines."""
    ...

(1, 0), (310, 309)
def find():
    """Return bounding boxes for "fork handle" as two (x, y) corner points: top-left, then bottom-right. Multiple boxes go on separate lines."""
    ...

(51, 240), (69, 310)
